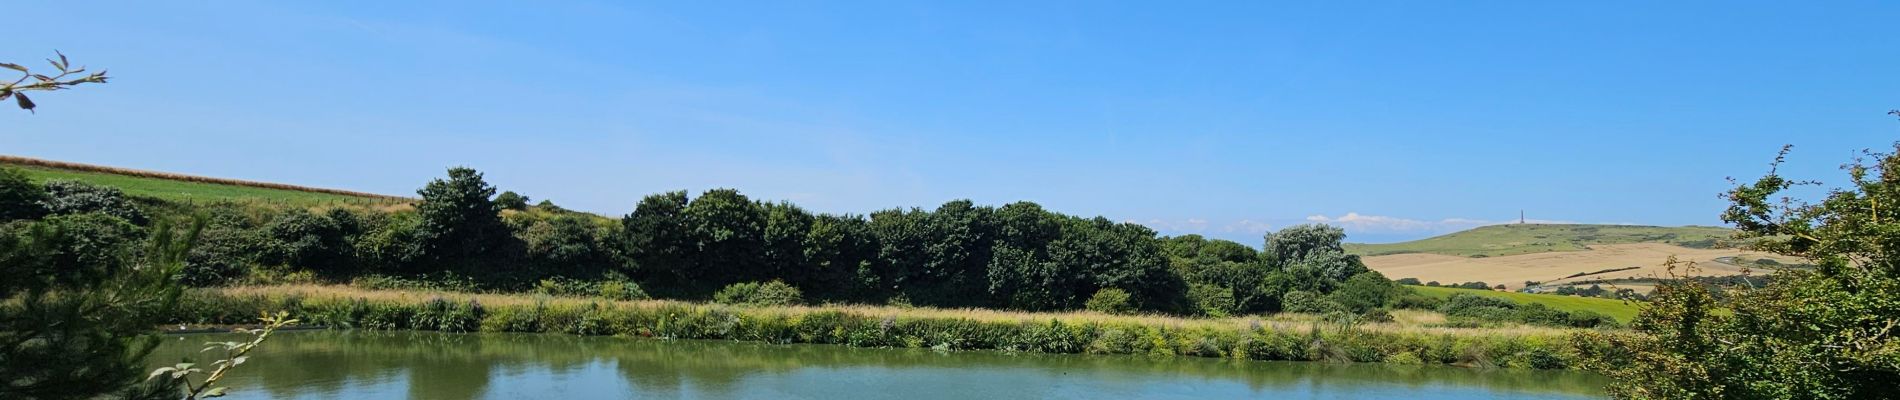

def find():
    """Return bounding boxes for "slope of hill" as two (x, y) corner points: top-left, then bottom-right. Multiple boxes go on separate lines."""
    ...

(1366, 243), (1804, 291)
(1344, 224), (1735, 258)
(2, 155), (408, 206)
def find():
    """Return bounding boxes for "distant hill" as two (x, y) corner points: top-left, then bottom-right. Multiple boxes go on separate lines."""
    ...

(1344, 224), (1736, 258)
(1, 155), (409, 206)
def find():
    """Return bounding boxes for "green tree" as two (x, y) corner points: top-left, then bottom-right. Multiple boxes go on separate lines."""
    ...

(685, 189), (766, 290)
(1609, 142), (1900, 399)
(917, 200), (996, 307)
(619, 191), (694, 294)
(761, 201), (815, 281)
(799, 213), (874, 301)
(0, 216), (199, 399)
(0, 167), (48, 221)
(414, 167), (513, 273)
(494, 191), (530, 211)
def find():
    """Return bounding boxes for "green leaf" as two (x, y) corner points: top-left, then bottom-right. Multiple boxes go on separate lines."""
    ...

(204, 386), (229, 397)
(147, 367), (175, 381)
(0, 63), (25, 73)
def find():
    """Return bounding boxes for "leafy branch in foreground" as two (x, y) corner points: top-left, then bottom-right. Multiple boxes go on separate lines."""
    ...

(1, 51), (109, 113)
(147, 312), (298, 400)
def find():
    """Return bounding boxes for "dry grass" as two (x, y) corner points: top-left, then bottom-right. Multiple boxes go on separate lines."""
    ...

(215, 284), (1588, 338)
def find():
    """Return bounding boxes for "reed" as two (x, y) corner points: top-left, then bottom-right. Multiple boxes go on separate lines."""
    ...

(175, 285), (1628, 370)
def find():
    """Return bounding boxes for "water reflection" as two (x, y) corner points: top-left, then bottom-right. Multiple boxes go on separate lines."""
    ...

(148, 331), (1607, 399)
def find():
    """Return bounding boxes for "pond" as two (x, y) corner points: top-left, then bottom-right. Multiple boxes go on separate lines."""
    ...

(148, 331), (1608, 399)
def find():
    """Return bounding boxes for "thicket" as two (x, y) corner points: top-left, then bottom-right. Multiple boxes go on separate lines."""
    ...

(4, 165), (1393, 317)
(1605, 142), (1900, 399)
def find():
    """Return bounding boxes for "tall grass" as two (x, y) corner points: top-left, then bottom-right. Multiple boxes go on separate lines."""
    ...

(174, 285), (1628, 370)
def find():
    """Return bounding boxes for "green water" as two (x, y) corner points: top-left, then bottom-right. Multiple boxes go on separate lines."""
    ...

(149, 331), (1608, 399)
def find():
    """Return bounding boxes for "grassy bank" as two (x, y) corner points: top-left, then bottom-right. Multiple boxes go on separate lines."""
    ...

(1410, 286), (1640, 322)
(2, 157), (407, 206)
(173, 285), (1629, 370)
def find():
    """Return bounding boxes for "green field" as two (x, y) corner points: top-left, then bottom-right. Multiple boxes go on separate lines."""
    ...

(1345, 224), (1735, 258)
(1409, 285), (1641, 322)
(9, 165), (400, 206)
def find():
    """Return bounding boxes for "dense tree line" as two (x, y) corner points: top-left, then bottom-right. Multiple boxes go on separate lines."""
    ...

(0, 166), (1391, 316)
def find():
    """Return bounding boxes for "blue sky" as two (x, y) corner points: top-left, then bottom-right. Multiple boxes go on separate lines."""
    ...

(3, 1), (1896, 243)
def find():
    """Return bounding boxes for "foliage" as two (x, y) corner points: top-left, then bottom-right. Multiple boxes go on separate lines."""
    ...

(1084, 288), (1135, 315)
(713, 280), (804, 306)
(145, 312), (297, 400)
(1329, 271), (1400, 313)
(1608, 143), (1900, 399)
(0, 167), (48, 221)
(414, 167), (513, 273)
(259, 208), (358, 275)
(494, 191), (529, 211)
(1281, 290), (1344, 314)
(1185, 284), (1236, 317)
(40, 179), (147, 224)
(1, 51), (109, 113)
(0, 216), (199, 399)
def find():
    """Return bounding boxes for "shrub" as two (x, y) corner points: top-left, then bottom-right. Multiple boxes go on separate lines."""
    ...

(1282, 290), (1343, 314)
(533, 277), (595, 297)
(0, 167), (47, 221)
(597, 280), (650, 301)
(1394, 277), (1421, 285)
(495, 191), (530, 211)
(39, 180), (145, 224)
(1085, 288), (1134, 315)
(714, 280), (804, 306)
(1329, 271), (1398, 313)
(1359, 308), (1395, 323)
(1185, 284), (1235, 317)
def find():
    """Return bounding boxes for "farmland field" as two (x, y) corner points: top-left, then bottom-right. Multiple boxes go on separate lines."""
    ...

(1408, 285), (1641, 322)
(1366, 242), (1801, 291)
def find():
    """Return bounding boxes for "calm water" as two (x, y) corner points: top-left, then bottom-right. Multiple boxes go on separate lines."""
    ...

(148, 331), (1608, 399)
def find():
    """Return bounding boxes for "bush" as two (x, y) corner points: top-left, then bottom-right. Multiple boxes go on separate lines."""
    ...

(598, 280), (650, 301)
(533, 277), (595, 297)
(495, 191), (530, 211)
(38, 180), (145, 224)
(1329, 271), (1398, 313)
(1394, 277), (1421, 285)
(1185, 284), (1235, 317)
(714, 280), (803, 306)
(1359, 308), (1395, 323)
(1085, 288), (1134, 315)
(1281, 290), (1343, 314)
(0, 167), (47, 222)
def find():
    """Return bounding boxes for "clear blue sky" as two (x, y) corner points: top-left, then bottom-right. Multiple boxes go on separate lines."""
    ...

(4, 1), (1896, 243)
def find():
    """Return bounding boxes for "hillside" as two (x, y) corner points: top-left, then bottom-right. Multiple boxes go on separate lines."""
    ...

(1344, 224), (1735, 258)
(2, 155), (408, 207)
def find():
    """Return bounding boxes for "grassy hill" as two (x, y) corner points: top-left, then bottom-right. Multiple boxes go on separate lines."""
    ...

(3, 156), (407, 207)
(1410, 285), (1641, 322)
(1345, 224), (1735, 258)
